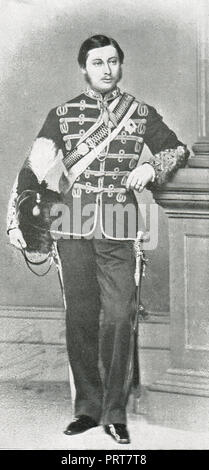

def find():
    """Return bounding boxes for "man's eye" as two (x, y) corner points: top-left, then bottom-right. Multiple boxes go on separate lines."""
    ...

(93, 62), (102, 66)
(109, 60), (117, 65)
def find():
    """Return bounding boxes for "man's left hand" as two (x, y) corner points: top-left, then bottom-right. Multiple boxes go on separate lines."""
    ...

(126, 163), (155, 192)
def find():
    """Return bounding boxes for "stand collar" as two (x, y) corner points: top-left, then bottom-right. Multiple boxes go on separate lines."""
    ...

(84, 86), (120, 102)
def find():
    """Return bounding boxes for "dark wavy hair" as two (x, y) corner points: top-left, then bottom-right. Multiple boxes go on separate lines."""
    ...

(78, 34), (124, 68)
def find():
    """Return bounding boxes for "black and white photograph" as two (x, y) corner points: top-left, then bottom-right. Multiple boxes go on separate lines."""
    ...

(1, 0), (209, 456)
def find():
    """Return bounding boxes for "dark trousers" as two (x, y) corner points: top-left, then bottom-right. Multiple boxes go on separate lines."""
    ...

(57, 238), (136, 425)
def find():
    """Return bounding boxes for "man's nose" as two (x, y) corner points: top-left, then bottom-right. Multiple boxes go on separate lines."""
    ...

(103, 62), (111, 74)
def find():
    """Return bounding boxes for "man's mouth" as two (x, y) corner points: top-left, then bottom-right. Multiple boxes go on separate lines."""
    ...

(102, 77), (112, 82)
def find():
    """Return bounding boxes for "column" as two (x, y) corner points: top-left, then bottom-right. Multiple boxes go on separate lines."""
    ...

(189, 1), (209, 167)
(146, 1), (209, 432)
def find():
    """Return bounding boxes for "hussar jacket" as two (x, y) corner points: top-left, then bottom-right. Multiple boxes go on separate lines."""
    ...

(7, 87), (189, 240)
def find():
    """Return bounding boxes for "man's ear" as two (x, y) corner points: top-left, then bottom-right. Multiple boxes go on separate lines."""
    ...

(80, 67), (86, 75)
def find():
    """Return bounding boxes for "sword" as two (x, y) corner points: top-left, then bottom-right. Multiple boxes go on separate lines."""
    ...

(132, 232), (148, 391)
(52, 241), (67, 311)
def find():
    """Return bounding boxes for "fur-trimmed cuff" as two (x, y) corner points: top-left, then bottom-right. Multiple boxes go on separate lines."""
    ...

(147, 145), (189, 189)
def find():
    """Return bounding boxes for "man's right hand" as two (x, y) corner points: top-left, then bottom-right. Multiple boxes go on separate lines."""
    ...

(9, 228), (27, 250)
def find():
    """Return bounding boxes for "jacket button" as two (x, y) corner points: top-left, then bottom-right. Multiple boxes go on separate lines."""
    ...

(129, 158), (137, 169)
(65, 139), (72, 151)
(116, 193), (126, 203)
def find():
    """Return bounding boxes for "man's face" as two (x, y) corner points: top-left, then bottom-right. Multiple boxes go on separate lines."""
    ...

(82, 45), (122, 94)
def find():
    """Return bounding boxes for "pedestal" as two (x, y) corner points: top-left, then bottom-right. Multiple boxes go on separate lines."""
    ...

(147, 168), (209, 431)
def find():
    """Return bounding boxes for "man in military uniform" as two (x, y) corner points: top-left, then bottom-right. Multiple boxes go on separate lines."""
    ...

(7, 35), (189, 444)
